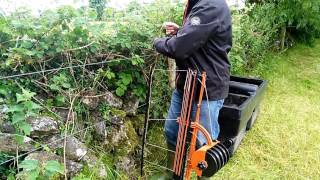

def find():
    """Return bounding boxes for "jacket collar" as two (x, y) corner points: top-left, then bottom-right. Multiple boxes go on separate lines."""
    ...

(183, 0), (201, 24)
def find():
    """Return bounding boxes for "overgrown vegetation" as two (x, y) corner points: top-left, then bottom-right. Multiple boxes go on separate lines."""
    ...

(0, 0), (319, 179)
(230, 0), (320, 72)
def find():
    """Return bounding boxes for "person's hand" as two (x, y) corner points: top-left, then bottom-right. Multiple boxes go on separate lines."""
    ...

(162, 22), (179, 36)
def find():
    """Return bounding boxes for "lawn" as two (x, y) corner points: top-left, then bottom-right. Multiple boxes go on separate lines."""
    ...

(214, 40), (320, 179)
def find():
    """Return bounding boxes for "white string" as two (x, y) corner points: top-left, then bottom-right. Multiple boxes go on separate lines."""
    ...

(149, 118), (177, 121)
(146, 143), (175, 153)
(197, 78), (214, 140)
(144, 160), (174, 172)
(154, 69), (188, 72)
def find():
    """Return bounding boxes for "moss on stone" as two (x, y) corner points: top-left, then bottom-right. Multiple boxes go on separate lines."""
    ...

(128, 114), (145, 130)
(115, 121), (138, 158)
(110, 108), (126, 119)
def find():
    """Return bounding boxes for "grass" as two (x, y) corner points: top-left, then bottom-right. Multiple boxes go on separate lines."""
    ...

(214, 40), (320, 179)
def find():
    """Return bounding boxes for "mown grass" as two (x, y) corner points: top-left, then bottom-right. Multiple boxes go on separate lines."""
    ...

(214, 40), (320, 179)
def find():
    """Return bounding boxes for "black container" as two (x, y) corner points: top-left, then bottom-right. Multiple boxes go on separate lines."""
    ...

(218, 76), (267, 154)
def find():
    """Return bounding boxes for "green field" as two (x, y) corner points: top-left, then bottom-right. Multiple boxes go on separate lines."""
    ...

(214, 41), (320, 179)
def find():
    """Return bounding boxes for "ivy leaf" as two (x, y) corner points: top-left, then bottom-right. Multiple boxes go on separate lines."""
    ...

(12, 112), (26, 124)
(45, 160), (64, 174)
(19, 160), (39, 171)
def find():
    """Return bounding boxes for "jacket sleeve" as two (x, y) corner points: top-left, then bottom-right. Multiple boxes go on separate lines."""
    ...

(153, 4), (221, 60)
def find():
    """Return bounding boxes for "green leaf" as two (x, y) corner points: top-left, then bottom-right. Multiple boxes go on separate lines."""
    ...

(131, 54), (144, 66)
(16, 89), (36, 102)
(26, 111), (38, 117)
(72, 177), (91, 180)
(120, 73), (132, 86)
(26, 169), (40, 180)
(14, 134), (25, 144)
(62, 82), (71, 89)
(7, 104), (24, 112)
(19, 121), (32, 136)
(55, 95), (65, 106)
(23, 101), (42, 111)
(12, 112), (26, 124)
(6, 174), (15, 180)
(19, 160), (39, 171)
(49, 84), (60, 91)
(0, 86), (8, 96)
(116, 87), (125, 97)
(105, 71), (115, 80)
(43, 145), (50, 152)
(45, 160), (64, 174)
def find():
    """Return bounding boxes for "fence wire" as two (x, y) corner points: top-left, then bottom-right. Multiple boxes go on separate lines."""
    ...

(0, 59), (181, 178)
(0, 58), (128, 80)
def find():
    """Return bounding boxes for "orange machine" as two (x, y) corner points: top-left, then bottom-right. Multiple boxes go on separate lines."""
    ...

(173, 70), (230, 180)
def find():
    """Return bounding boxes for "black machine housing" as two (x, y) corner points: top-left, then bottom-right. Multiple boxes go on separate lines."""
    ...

(218, 76), (267, 154)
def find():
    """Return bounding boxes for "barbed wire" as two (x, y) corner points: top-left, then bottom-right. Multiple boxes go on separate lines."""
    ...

(144, 160), (174, 172)
(146, 143), (175, 153)
(0, 58), (129, 80)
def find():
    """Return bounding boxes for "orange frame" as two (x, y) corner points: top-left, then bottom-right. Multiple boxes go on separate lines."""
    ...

(185, 72), (219, 179)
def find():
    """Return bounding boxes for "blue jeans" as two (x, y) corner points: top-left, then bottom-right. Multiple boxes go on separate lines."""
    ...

(165, 90), (224, 146)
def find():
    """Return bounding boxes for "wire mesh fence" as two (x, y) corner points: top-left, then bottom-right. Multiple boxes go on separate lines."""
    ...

(0, 51), (183, 178)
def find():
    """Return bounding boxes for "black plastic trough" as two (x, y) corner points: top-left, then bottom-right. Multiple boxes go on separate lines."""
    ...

(218, 76), (267, 154)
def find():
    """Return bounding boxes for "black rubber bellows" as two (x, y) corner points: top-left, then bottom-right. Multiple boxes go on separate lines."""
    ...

(201, 143), (230, 177)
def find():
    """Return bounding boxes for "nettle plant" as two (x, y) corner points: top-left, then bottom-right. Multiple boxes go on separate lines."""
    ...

(17, 159), (64, 180)
(6, 88), (41, 137)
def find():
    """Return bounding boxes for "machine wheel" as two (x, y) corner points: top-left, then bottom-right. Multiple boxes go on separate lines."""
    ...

(202, 143), (230, 177)
(202, 150), (219, 177)
(246, 106), (260, 131)
(215, 143), (230, 163)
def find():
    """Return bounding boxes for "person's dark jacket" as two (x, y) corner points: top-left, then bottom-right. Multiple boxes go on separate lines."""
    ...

(153, 0), (232, 100)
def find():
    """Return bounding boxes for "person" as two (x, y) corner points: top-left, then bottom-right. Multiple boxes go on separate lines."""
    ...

(152, 0), (232, 179)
